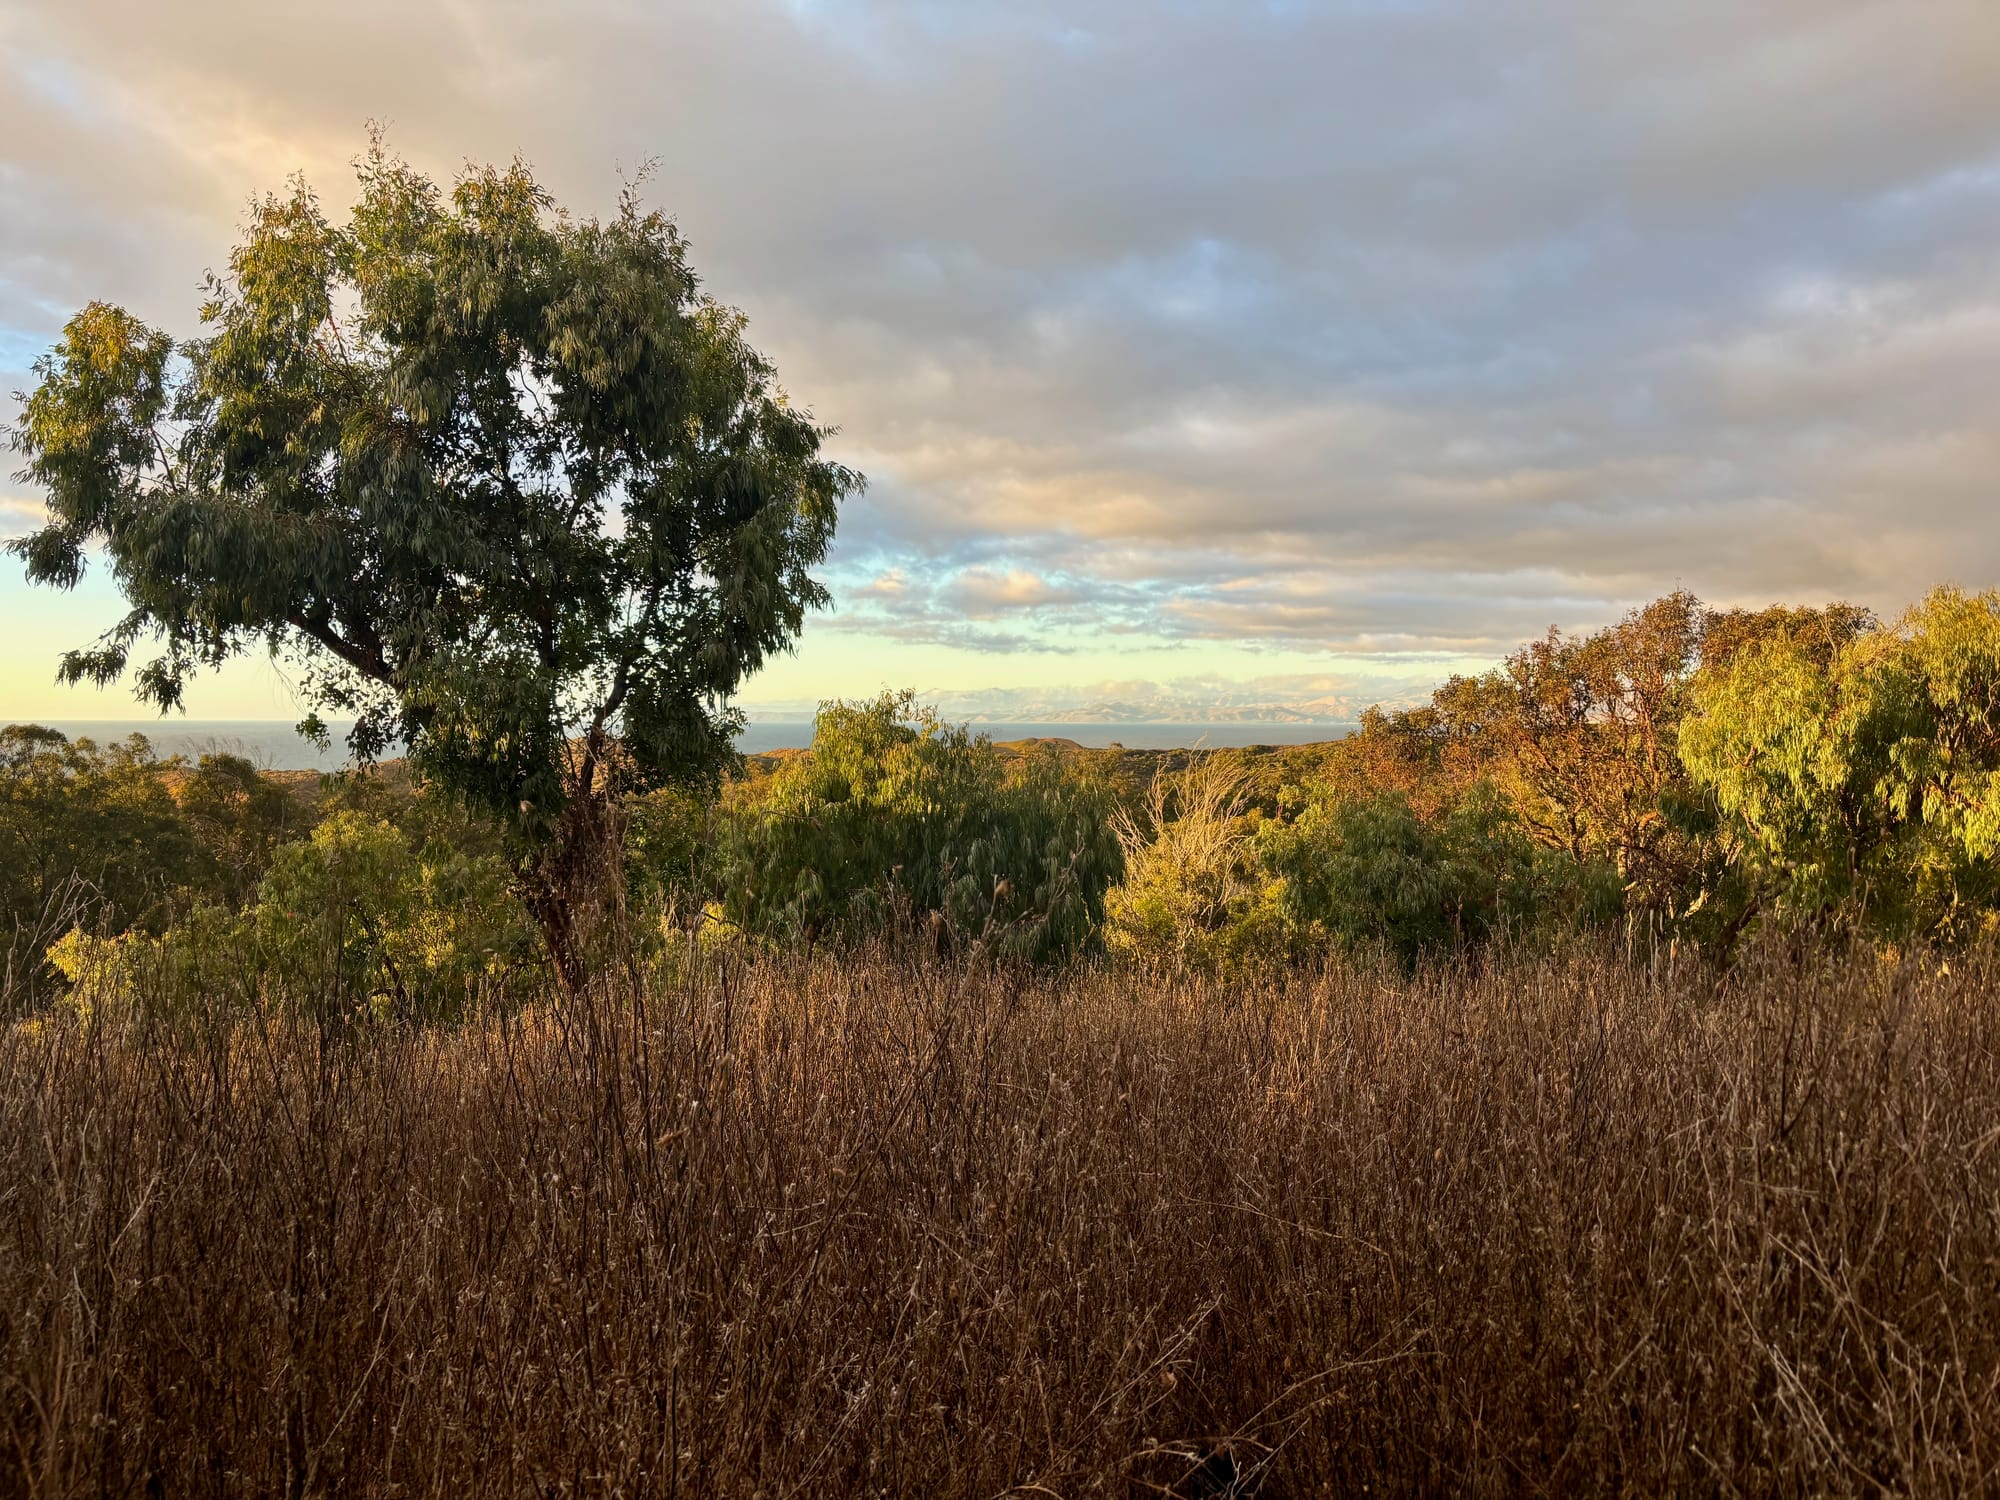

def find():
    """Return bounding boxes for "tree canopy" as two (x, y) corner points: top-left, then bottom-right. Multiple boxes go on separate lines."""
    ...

(713, 692), (1122, 964)
(11, 140), (859, 981)
(1683, 587), (2000, 940)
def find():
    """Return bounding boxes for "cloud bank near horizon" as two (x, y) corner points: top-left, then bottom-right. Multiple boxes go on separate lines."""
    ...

(739, 668), (1447, 726)
(2, 0), (1998, 718)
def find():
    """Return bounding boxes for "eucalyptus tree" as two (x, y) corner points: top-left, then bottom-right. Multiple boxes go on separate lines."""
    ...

(1683, 587), (2000, 941)
(11, 142), (859, 987)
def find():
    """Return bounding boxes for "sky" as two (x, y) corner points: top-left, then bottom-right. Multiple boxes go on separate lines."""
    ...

(2, 0), (1998, 724)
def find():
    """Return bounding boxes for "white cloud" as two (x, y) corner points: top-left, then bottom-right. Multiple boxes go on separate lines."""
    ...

(0, 494), (47, 538)
(946, 568), (1080, 617)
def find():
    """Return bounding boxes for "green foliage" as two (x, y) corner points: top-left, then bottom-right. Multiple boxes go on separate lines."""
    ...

(11, 137), (860, 982)
(1683, 587), (2000, 941)
(712, 693), (1121, 962)
(626, 783), (718, 916)
(1104, 750), (1620, 974)
(252, 811), (533, 1020)
(1313, 594), (1881, 936)
(0, 727), (206, 1002)
(16, 582), (2000, 1000)
(0, 728), (532, 1022)
(176, 752), (308, 904)
(46, 904), (255, 1031)
(1262, 784), (1621, 967)
(55, 810), (536, 1026)
(1103, 753), (1285, 973)
(0, 727), (195, 925)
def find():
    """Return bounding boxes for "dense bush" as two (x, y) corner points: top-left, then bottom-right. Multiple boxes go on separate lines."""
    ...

(1102, 752), (1285, 971)
(1263, 782), (1622, 964)
(1, 728), (195, 946)
(2, 728), (534, 1021)
(708, 692), (1121, 962)
(1103, 754), (1619, 971)
(1683, 586), (2000, 941)
(11, 585), (2000, 999)
(49, 810), (534, 1026)
(0, 728), (303, 1003)
(250, 810), (534, 1020)
(1288, 589), (1997, 951)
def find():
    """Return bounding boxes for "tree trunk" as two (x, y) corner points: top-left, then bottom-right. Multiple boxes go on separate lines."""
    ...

(523, 785), (628, 999)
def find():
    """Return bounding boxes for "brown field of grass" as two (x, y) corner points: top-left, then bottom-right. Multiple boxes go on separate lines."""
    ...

(4, 941), (1998, 1496)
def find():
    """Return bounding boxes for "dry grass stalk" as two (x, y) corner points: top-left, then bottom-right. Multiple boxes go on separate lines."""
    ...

(3, 939), (1998, 1495)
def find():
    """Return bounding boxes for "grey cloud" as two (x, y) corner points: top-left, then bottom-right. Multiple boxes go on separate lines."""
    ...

(3, 0), (1998, 671)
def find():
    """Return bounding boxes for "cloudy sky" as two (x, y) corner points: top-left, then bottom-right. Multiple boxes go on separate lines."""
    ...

(3, 0), (1998, 723)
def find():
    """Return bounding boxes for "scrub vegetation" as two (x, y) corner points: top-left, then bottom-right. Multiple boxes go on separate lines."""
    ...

(7, 582), (2000, 1497)
(7, 142), (2000, 1497)
(6, 939), (1999, 1495)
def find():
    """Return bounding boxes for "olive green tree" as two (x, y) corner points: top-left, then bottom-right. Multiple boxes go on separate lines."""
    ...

(1682, 587), (2000, 941)
(11, 141), (858, 988)
(0, 726), (197, 1002)
(713, 693), (1121, 963)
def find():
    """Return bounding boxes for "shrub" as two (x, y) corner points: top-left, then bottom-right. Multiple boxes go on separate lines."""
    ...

(1103, 751), (1285, 972)
(252, 811), (534, 1020)
(174, 752), (308, 904)
(626, 782), (717, 921)
(1262, 782), (1622, 966)
(713, 692), (1121, 962)
(45, 904), (255, 1030)
(1683, 586), (2000, 941)
(1, 727), (199, 1003)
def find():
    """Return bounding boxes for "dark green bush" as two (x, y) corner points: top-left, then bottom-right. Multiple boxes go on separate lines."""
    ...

(711, 693), (1122, 962)
(1260, 783), (1621, 967)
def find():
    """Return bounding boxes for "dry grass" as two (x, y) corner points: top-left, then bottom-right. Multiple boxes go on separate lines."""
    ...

(3, 939), (1999, 1496)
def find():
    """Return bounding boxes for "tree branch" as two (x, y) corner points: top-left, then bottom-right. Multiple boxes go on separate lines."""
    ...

(287, 610), (392, 685)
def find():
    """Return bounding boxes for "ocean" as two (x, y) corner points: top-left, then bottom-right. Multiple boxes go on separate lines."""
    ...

(739, 722), (1356, 754)
(7, 718), (1355, 771)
